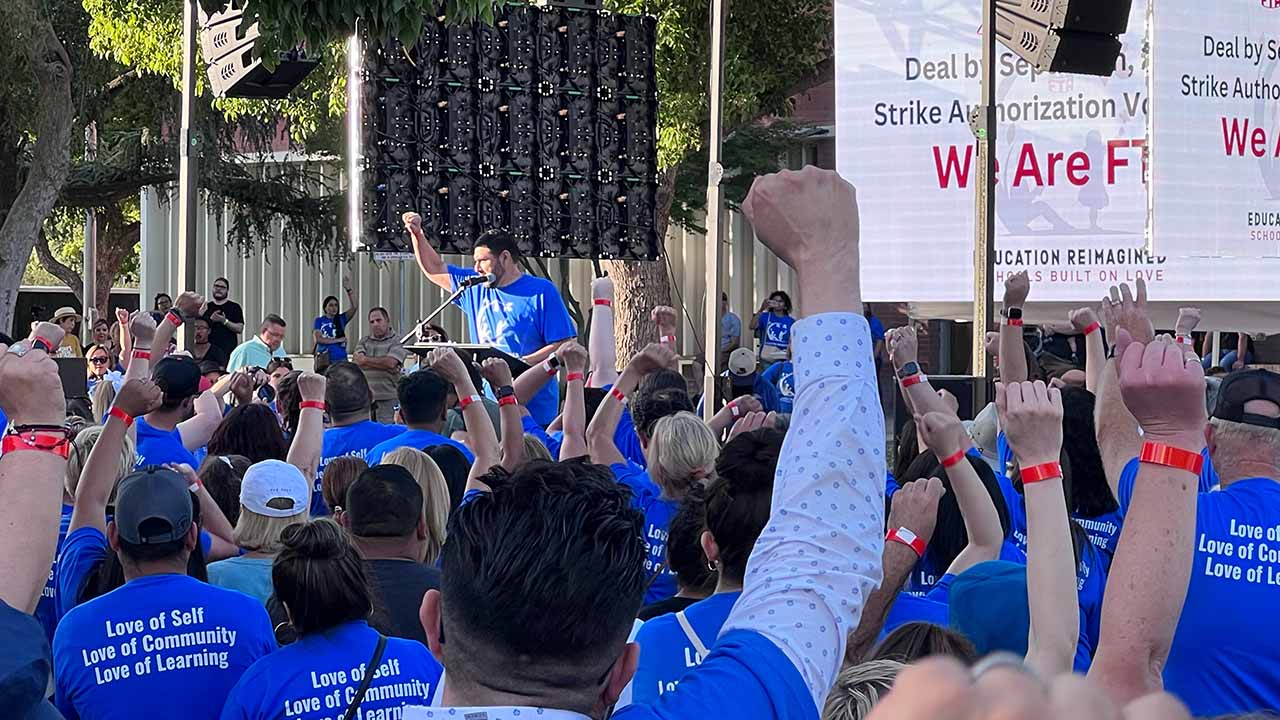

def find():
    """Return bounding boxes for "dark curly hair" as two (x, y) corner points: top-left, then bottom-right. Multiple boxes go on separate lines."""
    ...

(207, 404), (289, 464)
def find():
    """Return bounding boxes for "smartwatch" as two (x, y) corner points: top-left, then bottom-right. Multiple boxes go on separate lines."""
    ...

(896, 361), (922, 380)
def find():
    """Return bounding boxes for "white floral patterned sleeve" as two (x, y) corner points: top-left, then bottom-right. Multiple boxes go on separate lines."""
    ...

(720, 312), (886, 713)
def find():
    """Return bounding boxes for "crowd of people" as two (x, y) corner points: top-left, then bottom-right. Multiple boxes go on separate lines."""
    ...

(1, 166), (1277, 720)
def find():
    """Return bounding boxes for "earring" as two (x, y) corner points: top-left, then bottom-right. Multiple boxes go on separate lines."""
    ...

(707, 560), (719, 573)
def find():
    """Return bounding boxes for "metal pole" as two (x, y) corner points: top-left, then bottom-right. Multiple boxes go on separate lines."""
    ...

(83, 123), (98, 329)
(970, 0), (998, 389)
(176, 0), (200, 349)
(702, 0), (729, 422)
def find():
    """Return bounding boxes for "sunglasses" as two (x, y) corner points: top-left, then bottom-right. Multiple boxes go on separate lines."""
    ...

(90, 356), (109, 365)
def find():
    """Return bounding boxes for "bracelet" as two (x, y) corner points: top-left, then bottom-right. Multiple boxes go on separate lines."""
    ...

(610, 387), (626, 403)
(498, 395), (519, 407)
(166, 311), (183, 328)
(1083, 322), (1101, 336)
(458, 394), (482, 410)
(1006, 318), (1024, 327)
(1139, 441), (1204, 475)
(1, 430), (71, 459)
(900, 374), (927, 388)
(566, 372), (585, 383)
(729, 402), (741, 418)
(31, 337), (56, 354)
(542, 360), (560, 376)
(108, 407), (134, 427)
(1020, 461), (1063, 485)
(188, 476), (203, 493)
(132, 349), (152, 360)
(299, 400), (326, 411)
(940, 449), (967, 469)
(594, 299), (612, 307)
(886, 527), (926, 558)
(659, 334), (676, 344)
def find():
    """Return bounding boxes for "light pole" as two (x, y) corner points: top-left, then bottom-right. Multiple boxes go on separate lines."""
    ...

(702, 0), (729, 422)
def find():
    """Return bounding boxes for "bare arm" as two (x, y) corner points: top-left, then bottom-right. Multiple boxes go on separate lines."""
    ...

(342, 277), (358, 317)
(999, 271), (1031, 383)
(557, 342), (590, 459)
(587, 276), (618, 387)
(586, 345), (675, 467)
(999, 381), (1079, 676)
(846, 477), (944, 663)
(428, 349), (499, 493)
(0, 329), (69, 612)
(887, 326), (952, 418)
(513, 358), (558, 405)
(1069, 307), (1107, 393)
(707, 395), (763, 437)
(520, 338), (571, 367)
(918, 412), (1003, 575)
(177, 391), (224, 451)
(1095, 358), (1142, 500)
(403, 211), (453, 291)
(1089, 334), (1205, 704)
(115, 309), (134, 372)
(287, 373), (327, 483)
(480, 359), (525, 471)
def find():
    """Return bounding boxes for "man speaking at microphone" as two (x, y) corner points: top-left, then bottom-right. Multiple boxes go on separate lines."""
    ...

(404, 212), (576, 426)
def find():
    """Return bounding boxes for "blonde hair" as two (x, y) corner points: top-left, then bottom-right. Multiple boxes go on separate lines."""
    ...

(821, 659), (904, 720)
(233, 503), (308, 554)
(380, 447), (450, 564)
(647, 411), (718, 500)
(91, 381), (117, 425)
(522, 433), (553, 463)
(66, 425), (137, 499)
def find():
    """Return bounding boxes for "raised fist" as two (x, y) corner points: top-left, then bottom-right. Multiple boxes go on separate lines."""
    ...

(888, 476), (945, 547)
(427, 347), (469, 386)
(402, 211), (423, 232)
(1068, 306), (1100, 334)
(0, 342), (65, 425)
(916, 411), (970, 459)
(479, 357), (514, 388)
(130, 311), (158, 349)
(296, 372), (327, 404)
(1004, 270), (1031, 308)
(727, 410), (778, 440)
(115, 308), (130, 326)
(591, 275), (614, 303)
(626, 343), (677, 376)
(558, 341), (589, 374)
(997, 380), (1064, 468)
(1114, 328), (1207, 447)
(730, 394), (763, 415)
(1175, 307), (1202, 337)
(174, 291), (204, 317)
(28, 322), (66, 354)
(741, 167), (859, 281)
(113, 379), (164, 419)
(887, 326), (919, 369)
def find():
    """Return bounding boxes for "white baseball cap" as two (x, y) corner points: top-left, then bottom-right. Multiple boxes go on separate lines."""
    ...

(239, 459), (309, 518)
(727, 348), (757, 378)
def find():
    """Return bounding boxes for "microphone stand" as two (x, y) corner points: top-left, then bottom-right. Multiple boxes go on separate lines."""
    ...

(401, 285), (467, 345)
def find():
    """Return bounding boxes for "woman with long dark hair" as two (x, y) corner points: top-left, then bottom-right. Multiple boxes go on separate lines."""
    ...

(312, 276), (357, 372)
(221, 519), (442, 718)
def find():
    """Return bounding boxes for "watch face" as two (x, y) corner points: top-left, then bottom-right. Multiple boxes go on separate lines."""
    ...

(495, 385), (516, 399)
(898, 362), (920, 378)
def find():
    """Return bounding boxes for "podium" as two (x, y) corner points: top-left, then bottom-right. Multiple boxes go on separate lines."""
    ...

(404, 341), (531, 378)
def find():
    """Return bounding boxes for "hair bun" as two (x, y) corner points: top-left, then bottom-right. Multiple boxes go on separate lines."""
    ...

(280, 518), (348, 560)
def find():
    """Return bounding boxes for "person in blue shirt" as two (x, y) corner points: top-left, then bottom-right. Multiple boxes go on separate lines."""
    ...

(587, 346), (718, 604)
(314, 363), (405, 515)
(134, 356), (222, 470)
(864, 303), (886, 373)
(757, 357), (794, 414)
(405, 215), (577, 426)
(312, 278), (357, 371)
(53, 466), (276, 720)
(366, 369), (474, 466)
(221, 518), (441, 719)
(749, 290), (794, 367)
(630, 425), (781, 703)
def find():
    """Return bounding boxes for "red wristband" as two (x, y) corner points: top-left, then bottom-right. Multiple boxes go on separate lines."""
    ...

(132, 349), (152, 360)
(498, 395), (519, 407)
(32, 337), (57, 354)
(610, 387), (626, 403)
(886, 527), (926, 558)
(940, 449), (967, 469)
(458, 394), (482, 410)
(729, 401), (742, 418)
(594, 299), (612, 307)
(543, 360), (559, 376)
(1139, 441), (1204, 475)
(1006, 318), (1024, 327)
(299, 400), (326, 411)
(566, 372), (585, 383)
(900, 374), (926, 388)
(108, 407), (134, 427)
(1175, 335), (1194, 347)
(659, 334), (676, 344)
(166, 311), (183, 328)
(1, 432), (70, 459)
(1083, 322), (1101, 336)
(1020, 461), (1063, 485)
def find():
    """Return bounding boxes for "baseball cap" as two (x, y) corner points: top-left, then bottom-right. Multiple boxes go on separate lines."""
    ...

(114, 467), (194, 545)
(240, 459), (310, 518)
(727, 348), (756, 378)
(0, 601), (62, 720)
(1211, 369), (1280, 429)
(152, 355), (202, 399)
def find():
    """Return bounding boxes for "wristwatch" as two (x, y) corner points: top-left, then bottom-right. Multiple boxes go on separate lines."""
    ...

(896, 361), (921, 379)
(1002, 307), (1024, 321)
(494, 385), (516, 401)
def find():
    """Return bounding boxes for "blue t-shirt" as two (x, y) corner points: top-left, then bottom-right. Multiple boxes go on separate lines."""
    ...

(758, 362), (795, 414)
(207, 556), (275, 605)
(905, 540), (1025, 595)
(448, 265), (577, 427)
(313, 314), (348, 363)
(610, 462), (679, 604)
(867, 314), (886, 343)
(221, 619), (441, 720)
(756, 312), (795, 350)
(56, 526), (110, 621)
(134, 416), (198, 469)
(36, 503), (74, 642)
(522, 415), (563, 460)
(881, 588), (951, 639)
(1118, 471), (1280, 715)
(315, 421), (406, 515)
(632, 591), (741, 703)
(53, 573), (276, 720)
(367, 427), (474, 466)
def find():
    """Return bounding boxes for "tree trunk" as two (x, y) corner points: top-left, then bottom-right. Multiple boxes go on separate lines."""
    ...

(0, 10), (73, 335)
(603, 169), (679, 366)
(95, 209), (140, 316)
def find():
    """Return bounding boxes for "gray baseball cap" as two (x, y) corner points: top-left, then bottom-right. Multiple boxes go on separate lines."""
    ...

(114, 467), (194, 545)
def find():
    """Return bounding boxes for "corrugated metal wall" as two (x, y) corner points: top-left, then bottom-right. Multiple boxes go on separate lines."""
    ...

(139, 187), (797, 360)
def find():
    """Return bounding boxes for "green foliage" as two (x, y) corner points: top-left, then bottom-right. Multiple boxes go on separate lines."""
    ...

(24, 203), (141, 287)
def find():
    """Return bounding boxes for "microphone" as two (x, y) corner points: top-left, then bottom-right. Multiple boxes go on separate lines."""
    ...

(459, 273), (496, 288)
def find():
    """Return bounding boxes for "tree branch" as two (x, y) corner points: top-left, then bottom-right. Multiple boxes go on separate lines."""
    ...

(34, 226), (83, 302)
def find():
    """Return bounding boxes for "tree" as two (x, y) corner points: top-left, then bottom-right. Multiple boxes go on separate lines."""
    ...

(82, 0), (831, 361)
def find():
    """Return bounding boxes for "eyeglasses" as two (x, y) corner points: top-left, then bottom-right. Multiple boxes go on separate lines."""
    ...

(90, 357), (109, 365)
